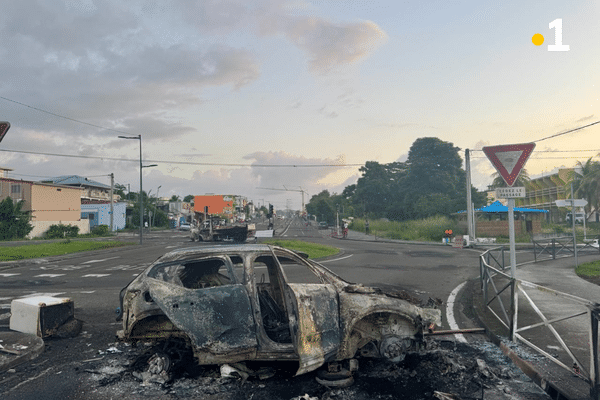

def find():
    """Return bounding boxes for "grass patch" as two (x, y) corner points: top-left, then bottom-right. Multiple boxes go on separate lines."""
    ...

(263, 239), (339, 259)
(351, 216), (458, 242)
(0, 241), (135, 261)
(576, 260), (600, 278)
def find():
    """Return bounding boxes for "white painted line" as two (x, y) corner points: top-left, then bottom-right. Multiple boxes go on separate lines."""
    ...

(319, 254), (354, 263)
(0, 273), (20, 277)
(446, 281), (468, 343)
(82, 274), (110, 278)
(79, 291), (96, 294)
(0, 297), (13, 301)
(1, 304), (12, 309)
(34, 274), (65, 278)
(81, 256), (120, 264)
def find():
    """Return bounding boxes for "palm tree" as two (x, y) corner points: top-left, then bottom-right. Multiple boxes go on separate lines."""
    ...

(489, 169), (530, 188)
(566, 158), (600, 219)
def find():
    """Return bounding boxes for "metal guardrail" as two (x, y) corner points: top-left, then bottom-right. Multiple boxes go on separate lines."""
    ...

(533, 236), (600, 262)
(480, 246), (600, 399)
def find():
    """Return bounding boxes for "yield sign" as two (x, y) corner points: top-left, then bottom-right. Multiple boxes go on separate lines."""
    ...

(482, 142), (535, 187)
(0, 121), (9, 143)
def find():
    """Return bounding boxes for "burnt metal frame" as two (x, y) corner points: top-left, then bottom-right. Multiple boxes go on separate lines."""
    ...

(480, 246), (600, 399)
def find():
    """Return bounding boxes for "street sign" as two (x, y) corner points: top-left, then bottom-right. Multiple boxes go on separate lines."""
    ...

(482, 143), (535, 186)
(496, 187), (526, 198)
(555, 199), (588, 207)
(0, 121), (10, 143)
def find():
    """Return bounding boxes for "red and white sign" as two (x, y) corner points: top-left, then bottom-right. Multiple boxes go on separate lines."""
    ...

(482, 143), (535, 187)
(0, 121), (10, 143)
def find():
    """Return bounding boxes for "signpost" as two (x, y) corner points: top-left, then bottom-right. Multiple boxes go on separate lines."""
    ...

(0, 122), (10, 143)
(483, 143), (536, 288)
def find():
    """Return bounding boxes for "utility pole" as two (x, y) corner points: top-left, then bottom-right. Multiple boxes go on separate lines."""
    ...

(110, 173), (114, 232)
(465, 149), (474, 240)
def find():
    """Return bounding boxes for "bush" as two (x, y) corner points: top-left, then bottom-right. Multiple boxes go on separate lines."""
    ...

(91, 225), (110, 236)
(46, 224), (79, 239)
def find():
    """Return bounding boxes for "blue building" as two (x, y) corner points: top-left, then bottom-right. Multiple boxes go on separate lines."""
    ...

(81, 202), (127, 231)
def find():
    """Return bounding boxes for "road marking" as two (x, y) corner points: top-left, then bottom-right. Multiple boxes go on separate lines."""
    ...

(319, 254), (354, 263)
(35, 274), (65, 278)
(79, 291), (96, 294)
(446, 281), (468, 343)
(81, 256), (120, 264)
(0, 273), (20, 277)
(82, 274), (110, 278)
(0, 297), (13, 301)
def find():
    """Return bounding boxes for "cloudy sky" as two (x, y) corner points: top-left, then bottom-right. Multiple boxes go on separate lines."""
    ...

(1, 0), (599, 210)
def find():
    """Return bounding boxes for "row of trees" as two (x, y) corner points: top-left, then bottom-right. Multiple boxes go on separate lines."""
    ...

(113, 185), (196, 228)
(308, 138), (600, 225)
(307, 138), (488, 223)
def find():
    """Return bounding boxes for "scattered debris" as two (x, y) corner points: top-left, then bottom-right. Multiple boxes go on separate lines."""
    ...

(71, 339), (550, 399)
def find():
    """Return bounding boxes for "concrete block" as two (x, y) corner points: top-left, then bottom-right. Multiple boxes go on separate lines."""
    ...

(10, 296), (74, 338)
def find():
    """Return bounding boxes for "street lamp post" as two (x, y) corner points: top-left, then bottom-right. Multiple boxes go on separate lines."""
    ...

(118, 134), (157, 245)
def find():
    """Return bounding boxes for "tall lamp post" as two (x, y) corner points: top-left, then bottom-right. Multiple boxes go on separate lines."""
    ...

(118, 134), (157, 244)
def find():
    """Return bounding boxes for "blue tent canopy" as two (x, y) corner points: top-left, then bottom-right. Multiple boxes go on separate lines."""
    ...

(476, 200), (548, 213)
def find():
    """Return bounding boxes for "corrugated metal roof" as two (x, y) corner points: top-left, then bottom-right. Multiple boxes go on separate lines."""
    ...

(41, 175), (110, 189)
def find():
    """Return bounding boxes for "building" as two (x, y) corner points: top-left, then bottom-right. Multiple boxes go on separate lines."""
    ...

(40, 175), (118, 203)
(194, 195), (235, 217)
(81, 202), (127, 231)
(514, 168), (598, 223)
(0, 175), (88, 238)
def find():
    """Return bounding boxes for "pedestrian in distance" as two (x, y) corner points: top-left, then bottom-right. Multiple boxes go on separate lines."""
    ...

(343, 221), (349, 239)
(365, 219), (370, 235)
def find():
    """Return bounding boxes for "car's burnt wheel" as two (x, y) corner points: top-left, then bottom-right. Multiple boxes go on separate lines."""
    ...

(379, 335), (413, 363)
(315, 368), (354, 388)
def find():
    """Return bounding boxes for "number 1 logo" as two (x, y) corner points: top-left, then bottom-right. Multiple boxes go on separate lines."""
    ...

(548, 18), (569, 52)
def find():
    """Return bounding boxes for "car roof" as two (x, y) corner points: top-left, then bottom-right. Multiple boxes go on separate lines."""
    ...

(156, 244), (280, 262)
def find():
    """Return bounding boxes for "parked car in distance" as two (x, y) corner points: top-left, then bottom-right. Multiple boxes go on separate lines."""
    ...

(179, 223), (191, 231)
(318, 221), (328, 229)
(116, 244), (441, 378)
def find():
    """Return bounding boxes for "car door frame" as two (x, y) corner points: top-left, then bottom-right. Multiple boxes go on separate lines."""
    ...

(271, 248), (341, 375)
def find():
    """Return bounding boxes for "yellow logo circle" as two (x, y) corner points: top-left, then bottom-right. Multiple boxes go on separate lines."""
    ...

(532, 33), (544, 46)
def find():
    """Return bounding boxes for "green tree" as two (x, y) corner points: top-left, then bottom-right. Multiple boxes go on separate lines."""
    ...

(399, 138), (470, 219)
(114, 183), (127, 200)
(567, 158), (600, 219)
(183, 194), (195, 203)
(0, 197), (33, 240)
(352, 161), (406, 217)
(170, 195), (181, 202)
(489, 169), (530, 189)
(306, 190), (340, 223)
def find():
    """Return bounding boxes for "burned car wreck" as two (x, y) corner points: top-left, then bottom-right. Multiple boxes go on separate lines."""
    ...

(116, 244), (441, 378)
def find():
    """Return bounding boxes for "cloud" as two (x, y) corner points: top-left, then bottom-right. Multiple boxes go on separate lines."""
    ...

(281, 17), (387, 73)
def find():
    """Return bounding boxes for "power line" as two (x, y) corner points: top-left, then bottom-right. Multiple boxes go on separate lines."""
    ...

(534, 120), (600, 143)
(0, 148), (362, 168)
(0, 96), (136, 135)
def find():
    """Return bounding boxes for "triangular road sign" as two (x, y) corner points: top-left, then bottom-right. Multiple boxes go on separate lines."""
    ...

(0, 121), (9, 144)
(482, 143), (535, 187)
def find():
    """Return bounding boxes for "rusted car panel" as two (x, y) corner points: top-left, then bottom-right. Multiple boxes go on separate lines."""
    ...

(116, 244), (441, 375)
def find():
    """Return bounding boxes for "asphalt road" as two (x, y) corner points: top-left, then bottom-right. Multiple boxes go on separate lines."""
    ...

(0, 219), (531, 398)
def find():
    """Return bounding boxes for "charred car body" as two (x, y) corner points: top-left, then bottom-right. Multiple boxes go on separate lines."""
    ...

(116, 244), (441, 376)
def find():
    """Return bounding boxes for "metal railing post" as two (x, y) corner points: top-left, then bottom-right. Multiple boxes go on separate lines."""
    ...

(591, 307), (600, 400)
(552, 238), (556, 260)
(510, 279), (517, 341)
